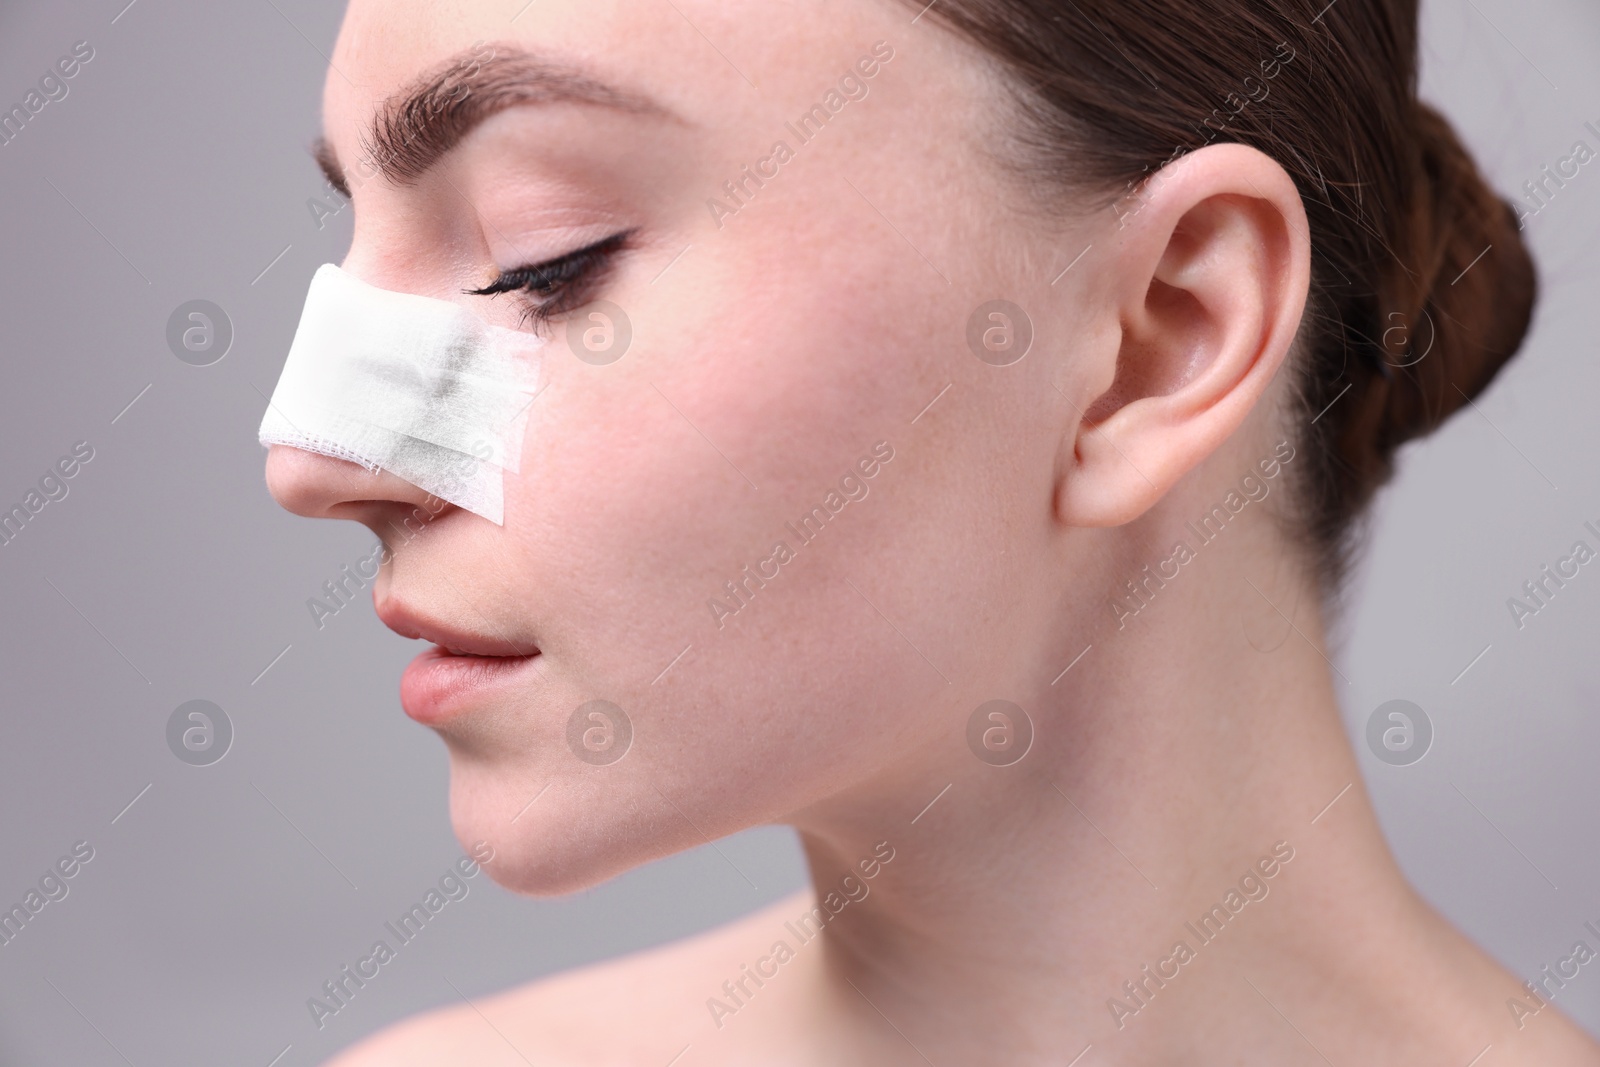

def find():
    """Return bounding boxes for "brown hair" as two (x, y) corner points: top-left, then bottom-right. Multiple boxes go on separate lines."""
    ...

(903, 0), (1537, 592)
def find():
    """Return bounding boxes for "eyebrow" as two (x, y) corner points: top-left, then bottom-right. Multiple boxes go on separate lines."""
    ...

(314, 43), (681, 196)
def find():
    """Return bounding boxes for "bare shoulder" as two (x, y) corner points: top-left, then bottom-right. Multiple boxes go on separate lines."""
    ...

(322, 889), (813, 1067)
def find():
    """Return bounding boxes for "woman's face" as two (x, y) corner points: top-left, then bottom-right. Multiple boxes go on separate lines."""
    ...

(268, 0), (1107, 893)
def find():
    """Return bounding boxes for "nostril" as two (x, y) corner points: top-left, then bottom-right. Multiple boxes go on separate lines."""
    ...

(264, 445), (371, 519)
(263, 444), (446, 522)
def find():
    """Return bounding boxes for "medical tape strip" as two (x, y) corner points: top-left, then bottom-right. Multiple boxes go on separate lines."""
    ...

(258, 263), (545, 525)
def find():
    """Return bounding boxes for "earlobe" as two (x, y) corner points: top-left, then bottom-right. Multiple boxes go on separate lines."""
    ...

(1054, 144), (1311, 528)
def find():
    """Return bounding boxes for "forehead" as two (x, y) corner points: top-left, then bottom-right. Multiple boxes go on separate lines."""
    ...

(324, 0), (918, 154)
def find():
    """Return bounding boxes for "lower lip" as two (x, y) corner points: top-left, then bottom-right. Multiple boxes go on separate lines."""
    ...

(400, 646), (542, 725)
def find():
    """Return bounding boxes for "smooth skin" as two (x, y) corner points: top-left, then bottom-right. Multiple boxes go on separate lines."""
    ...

(264, 0), (1600, 1063)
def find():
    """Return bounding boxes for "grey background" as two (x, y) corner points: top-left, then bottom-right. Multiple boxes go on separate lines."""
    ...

(0, 0), (1595, 1063)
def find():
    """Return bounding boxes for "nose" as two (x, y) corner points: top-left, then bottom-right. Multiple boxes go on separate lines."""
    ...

(264, 444), (447, 523)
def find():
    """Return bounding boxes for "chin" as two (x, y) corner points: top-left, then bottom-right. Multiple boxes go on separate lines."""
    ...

(445, 762), (706, 898)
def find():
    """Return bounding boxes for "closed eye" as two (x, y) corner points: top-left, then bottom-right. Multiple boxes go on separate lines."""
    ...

(466, 228), (637, 331)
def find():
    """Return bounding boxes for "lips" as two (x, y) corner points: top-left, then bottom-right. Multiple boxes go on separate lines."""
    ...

(377, 598), (541, 725)
(376, 598), (537, 658)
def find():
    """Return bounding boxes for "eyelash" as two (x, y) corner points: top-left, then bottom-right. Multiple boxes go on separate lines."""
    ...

(466, 228), (636, 331)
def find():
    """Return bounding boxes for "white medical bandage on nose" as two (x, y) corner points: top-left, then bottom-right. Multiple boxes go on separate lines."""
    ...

(257, 263), (545, 525)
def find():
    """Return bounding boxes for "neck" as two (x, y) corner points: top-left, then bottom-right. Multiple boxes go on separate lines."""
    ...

(788, 488), (1506, 1064)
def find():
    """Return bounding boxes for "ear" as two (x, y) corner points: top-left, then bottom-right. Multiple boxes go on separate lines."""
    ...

(1055, 144), (1310, 527)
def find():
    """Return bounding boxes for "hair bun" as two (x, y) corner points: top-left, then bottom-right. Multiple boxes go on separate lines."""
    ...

(1364, 100), (1539, 456)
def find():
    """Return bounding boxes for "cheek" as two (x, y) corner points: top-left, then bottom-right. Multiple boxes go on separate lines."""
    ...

(444, 240), (952, 846)
(507, 218), (937, 653)
(448, 152), (1056, 890)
